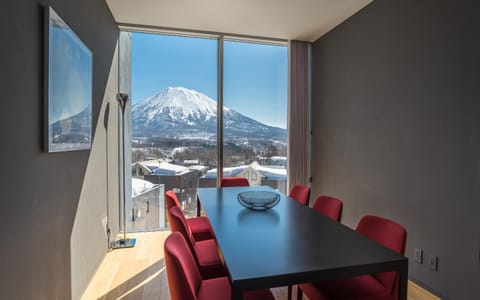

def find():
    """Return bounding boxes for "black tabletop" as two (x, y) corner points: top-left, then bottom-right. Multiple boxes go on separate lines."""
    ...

(197, 186), (408, 292)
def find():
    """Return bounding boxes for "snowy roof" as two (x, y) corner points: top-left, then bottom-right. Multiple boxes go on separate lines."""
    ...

(132, 178), (156, 197)
(133, 159), (162, 172)
(153, 162), (190, 175)
(189, 165), (209, 172)
(254, 164), (287, 180)
(184, 159), (200, 164)
(134, 159), (190, 175)
(270, 156), (287, 163)
(203, 165), (248, 178)
(203, 161), (286, 180)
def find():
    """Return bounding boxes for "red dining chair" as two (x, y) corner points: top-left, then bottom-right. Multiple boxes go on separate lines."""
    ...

(297, 215), (407, 300)
(168, 206), (226, 279)
(288, 184), (311, 206)
(220, 176), (250, 187)
(164, 232), (275, 300)
(166, 190), (214, 241)
(312, 195), (343, 222)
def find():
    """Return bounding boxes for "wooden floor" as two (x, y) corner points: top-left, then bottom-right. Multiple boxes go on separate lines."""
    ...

(82, 231), (439, 300)
(82, 231), (171, 300)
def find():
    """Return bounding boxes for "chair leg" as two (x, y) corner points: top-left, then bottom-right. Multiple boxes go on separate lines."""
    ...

(287, 285), (292, 300)
(296, 285), (303, 300)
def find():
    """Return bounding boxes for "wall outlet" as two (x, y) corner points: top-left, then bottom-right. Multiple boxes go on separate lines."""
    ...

(414, 248), (423, 264)
(428, 255), (438, 271)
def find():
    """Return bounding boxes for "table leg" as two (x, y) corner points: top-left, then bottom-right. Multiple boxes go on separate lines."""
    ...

(196, 195), (201, 217)
(398, 262), (408, 300)
(231, 285), (242, 300)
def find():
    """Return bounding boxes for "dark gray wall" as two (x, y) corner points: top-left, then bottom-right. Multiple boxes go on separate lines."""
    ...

(310, 1), (480, 299)
(0, 0), (118, 299)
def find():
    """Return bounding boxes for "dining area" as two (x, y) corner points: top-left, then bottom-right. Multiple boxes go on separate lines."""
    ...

(163, 178), (408, 300)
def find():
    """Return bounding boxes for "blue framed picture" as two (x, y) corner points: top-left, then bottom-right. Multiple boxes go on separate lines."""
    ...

(44, 6), (92, 152)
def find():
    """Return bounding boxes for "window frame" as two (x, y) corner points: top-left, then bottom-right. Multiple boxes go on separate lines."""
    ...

(119, 26), (288, 188)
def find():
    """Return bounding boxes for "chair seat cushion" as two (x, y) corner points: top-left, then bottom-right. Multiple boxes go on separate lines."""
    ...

(187, 216), (214, 241)
(194, 239), (226, 279)
(300, 274), (392, 300)
(198, 277), (275, 300)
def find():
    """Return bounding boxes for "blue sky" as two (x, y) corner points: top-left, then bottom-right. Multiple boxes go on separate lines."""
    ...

(131, 33), (287, 128)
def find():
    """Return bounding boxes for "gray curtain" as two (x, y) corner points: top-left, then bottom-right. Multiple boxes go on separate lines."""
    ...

(288, 40), (311, 192)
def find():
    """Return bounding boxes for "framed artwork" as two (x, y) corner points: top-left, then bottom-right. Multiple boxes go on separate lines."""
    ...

(44, 6), (92, 152)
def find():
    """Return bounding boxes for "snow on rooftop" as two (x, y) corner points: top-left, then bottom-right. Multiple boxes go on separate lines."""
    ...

(203, 165), (247, 178)
(153, 162), (189, 175)
(255, 165), (287, 180)
(270, 156), (287, 165)
(203, 161), (286, 180)
(189, 165), (208, 172)
(132, 178), (155, 197)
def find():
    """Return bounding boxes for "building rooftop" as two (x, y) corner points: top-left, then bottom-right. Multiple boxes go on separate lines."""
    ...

(203, 161), (287, 180)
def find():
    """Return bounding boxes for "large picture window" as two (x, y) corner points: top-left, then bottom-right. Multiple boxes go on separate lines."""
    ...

(222, 40), (287, 192)
(123, 31), (287, 229)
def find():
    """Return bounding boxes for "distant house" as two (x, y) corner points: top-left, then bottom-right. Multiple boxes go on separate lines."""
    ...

(201, 161), (287, 193)
(131, 159), (161, 177)
(133, 159), (200, 215)
(237, 166), (264, 186)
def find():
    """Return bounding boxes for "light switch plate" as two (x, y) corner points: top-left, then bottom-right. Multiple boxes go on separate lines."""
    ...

(428, 255), (438, 271)
(414, 248), (423, 264)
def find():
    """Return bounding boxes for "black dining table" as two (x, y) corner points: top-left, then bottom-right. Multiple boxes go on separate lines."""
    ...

(197, 186), (408, 300)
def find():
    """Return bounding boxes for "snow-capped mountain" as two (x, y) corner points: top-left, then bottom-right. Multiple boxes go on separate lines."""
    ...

(132, 87), (286, 141)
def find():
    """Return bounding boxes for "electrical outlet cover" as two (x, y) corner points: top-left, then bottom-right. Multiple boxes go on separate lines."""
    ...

(428, 255), (438, 271)
(414, 248), (423, 263)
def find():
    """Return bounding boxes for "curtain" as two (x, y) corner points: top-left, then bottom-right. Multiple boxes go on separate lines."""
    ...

(288, 40), (311, 192)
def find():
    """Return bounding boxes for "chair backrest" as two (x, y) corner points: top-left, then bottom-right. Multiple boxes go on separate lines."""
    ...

(221, 177), (250, 187)
(312, 195), (343, 222)
(356, 215), (407, 295)
(168, 206), (196, 255)
(288, 185), (311, 206)
(166, 190), (181, 211)
(164, 232), (202, 300)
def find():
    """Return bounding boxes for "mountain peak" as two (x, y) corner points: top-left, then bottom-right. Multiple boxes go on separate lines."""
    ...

(137, 87), (217, 117)
(132, 87), (286, 141)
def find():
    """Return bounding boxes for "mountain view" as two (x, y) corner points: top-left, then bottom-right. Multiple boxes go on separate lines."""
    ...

(127, 36), (288, 227)
(131, 86), (287, 169)
(132, 87), (286, 141)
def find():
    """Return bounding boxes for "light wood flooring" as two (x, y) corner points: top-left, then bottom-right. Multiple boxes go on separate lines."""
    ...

(82, 231), (170, 300)
(82, 231), (440, 300)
